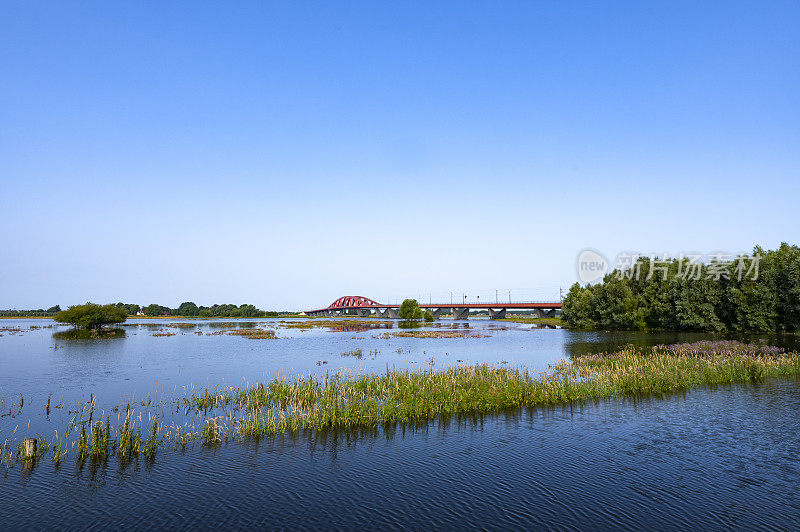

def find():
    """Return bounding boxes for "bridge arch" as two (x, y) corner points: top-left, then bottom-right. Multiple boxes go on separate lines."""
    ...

(328, 296), (382, 309)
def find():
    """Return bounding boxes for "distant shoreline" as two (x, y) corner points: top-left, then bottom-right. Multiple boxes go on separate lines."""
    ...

(0, 315), (304, 320)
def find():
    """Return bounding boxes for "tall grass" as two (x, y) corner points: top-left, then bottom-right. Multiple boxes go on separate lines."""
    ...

(190, 342), (800, 432)
(1, 341), (798, 472)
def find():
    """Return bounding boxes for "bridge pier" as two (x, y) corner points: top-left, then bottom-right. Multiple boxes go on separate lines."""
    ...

(429, 308), (446, 319)
(387, 308), (400, 319)
(488, 308), (507, 320)
(357, 309), (372, 318)
(452, 308), (469, 320)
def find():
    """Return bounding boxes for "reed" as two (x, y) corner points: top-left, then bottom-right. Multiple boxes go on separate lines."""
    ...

(201, 418), (222, 446)
(189, 341), (800, 433)
(1, 341), (798, 472)
(117, 412), (141, 458)
(77, 424), (88, 461)
(143, 419), (159, 458)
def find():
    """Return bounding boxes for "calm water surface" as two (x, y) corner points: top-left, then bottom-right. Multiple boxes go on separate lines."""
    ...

(1, 318), (799, 529)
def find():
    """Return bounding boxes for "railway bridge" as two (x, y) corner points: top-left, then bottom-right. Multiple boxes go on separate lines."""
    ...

(305, 296), (562, 320)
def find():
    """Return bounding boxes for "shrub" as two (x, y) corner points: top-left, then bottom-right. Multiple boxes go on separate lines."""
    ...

(54, 303), (127, 329)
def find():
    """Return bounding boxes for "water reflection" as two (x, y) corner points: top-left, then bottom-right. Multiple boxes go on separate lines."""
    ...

(562, 330), (800, 357)
(53, 328), (127, 340)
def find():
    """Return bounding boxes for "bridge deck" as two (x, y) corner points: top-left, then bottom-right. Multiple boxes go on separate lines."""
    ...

(305, 302), (562, 314)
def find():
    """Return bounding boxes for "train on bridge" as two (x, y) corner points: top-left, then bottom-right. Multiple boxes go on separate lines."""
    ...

(304, 296), (562, 320)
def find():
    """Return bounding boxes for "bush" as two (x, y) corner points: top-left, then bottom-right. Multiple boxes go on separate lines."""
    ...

(399, 299), (423, 320)
(54, 303), (128, 329)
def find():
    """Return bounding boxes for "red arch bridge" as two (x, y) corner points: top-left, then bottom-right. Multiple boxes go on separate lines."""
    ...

(305, 296), (562, 320)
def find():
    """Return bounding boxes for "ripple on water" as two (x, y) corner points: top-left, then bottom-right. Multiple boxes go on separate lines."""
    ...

(2, 381), (800, 529)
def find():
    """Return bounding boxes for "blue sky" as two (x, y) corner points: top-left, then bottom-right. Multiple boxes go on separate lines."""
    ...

(1, 1), (798, 310)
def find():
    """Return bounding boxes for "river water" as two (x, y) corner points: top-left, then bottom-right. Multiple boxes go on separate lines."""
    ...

(1, 318), (799, 529)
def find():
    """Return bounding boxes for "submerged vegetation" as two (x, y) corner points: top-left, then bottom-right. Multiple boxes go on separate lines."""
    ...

(2, 340), (798, 474)
(53, 327), (126, 340)
(226, 328), (278, 339)
(379, 330), (489, 339)
(283, 319), (392, 332)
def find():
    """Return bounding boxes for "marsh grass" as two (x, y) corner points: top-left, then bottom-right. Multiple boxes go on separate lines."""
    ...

(227, 328), (278, 339)
(2, 341), (799, 472)
(188, 342), (800, 433)
(283, 319), (392, 332)
(143, 419), (159, 458)
(379, 330), (489, 339)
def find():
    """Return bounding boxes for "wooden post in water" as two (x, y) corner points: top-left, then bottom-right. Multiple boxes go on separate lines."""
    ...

(24, 438), (37, 459)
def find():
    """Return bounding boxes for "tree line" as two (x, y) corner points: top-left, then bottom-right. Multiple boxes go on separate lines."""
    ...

(2, 302), (285, 318)
(562, 243), (800, 333)
(0, 306), (61, 317)
(122, 302), (283, 318)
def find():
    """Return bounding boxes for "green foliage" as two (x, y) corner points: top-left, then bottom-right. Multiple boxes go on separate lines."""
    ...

(423, 310), (435, 322)
(177, 301), (199, 316)
(399, 299), (423, 320)
(114, 302), (140, 315)
(144, 303), (171, 316)
(179, 303), (271, 318)
(0, 306), (60, 317)
(144, 419), (159, 458)
(54, 303), (127, 329)
(562, 243), (800, 333)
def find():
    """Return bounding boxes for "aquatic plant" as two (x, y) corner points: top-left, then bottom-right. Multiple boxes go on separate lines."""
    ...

(501, 316), (563, 327)
(227, 328), (278, 339)
(187, 341), (800, 433)
(283, 319), (392, 332)
(77, 424), (88, 461)
(117, 412), (141, 458)
(143, 419), (159, 458)
(1, 340), (799, 473)
(378, 330), (488, 339)
(201, 418), (222, 446)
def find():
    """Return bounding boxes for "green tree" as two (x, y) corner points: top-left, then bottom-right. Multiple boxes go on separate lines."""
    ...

(562, 244), (800, 333)
(399, 299), (423, 320)
(760, 243), (800, 333)
(54, 303), (127, 329)
(561, 283), (597, 329)
(144, 304), (170, 316)
(114, 302), (141, 315)
(423, 310), (435, 322)
(177, 302), (200, 316)
(238, 304), (259, 317)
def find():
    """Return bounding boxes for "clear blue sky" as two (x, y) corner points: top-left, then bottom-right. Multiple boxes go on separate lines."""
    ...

(1, 1), (798, 310)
